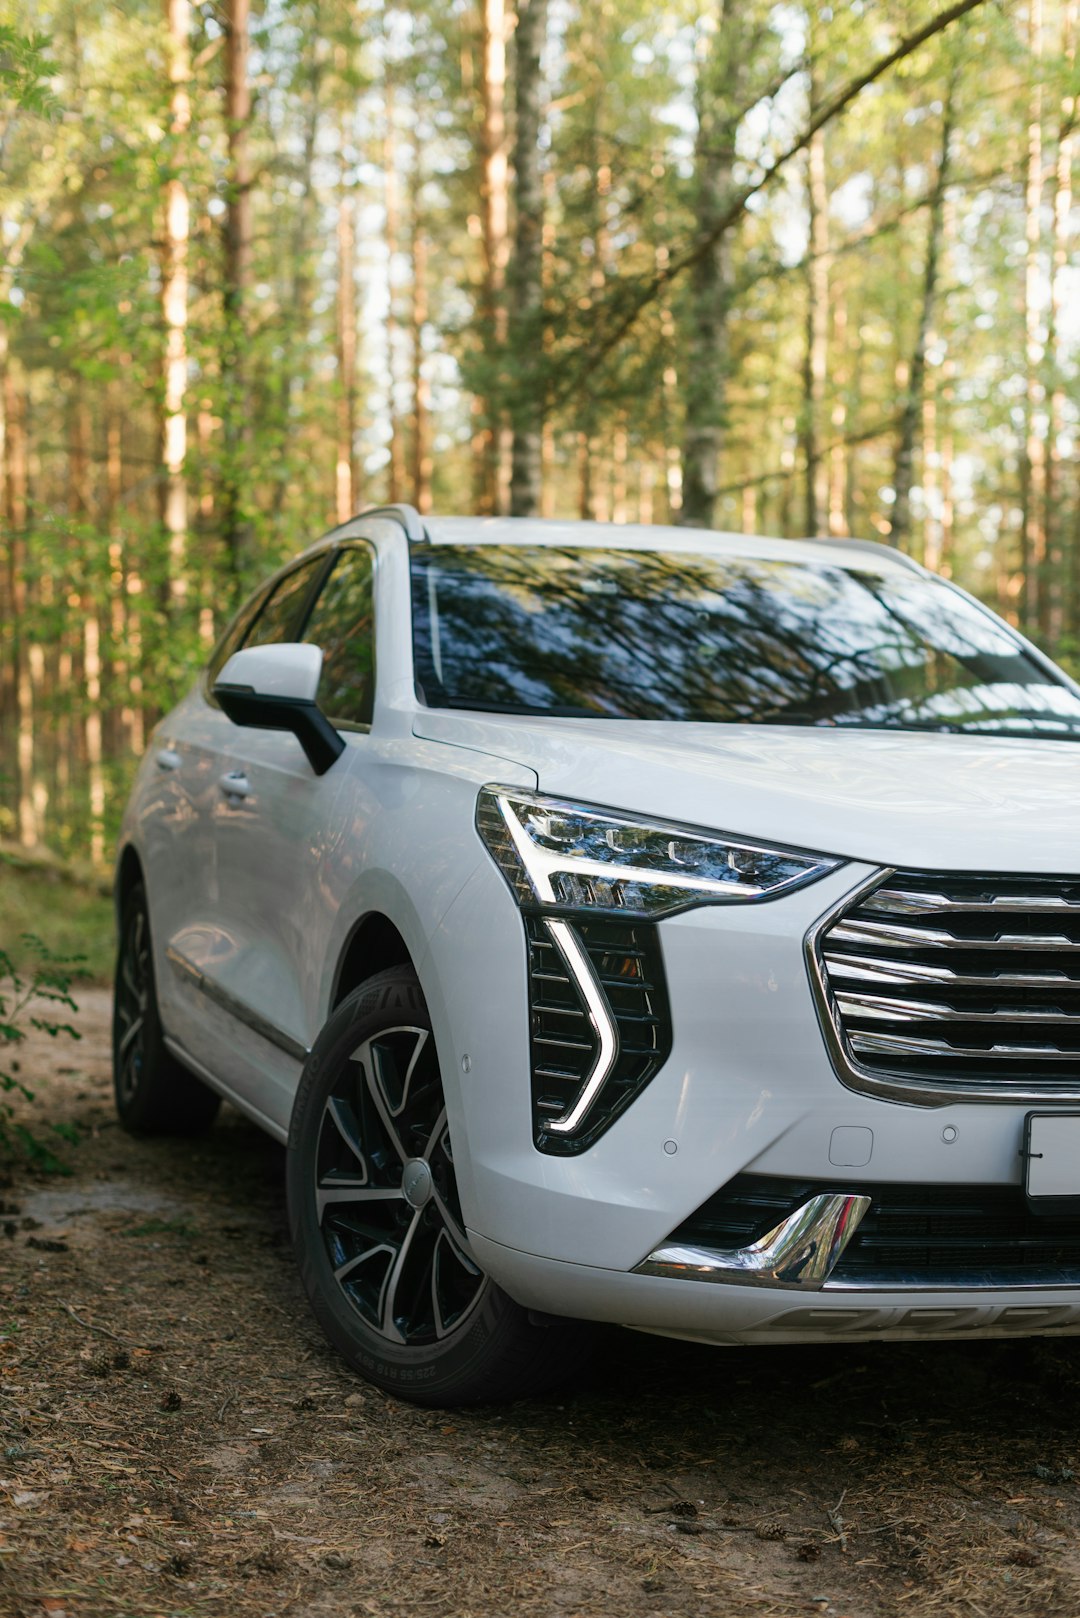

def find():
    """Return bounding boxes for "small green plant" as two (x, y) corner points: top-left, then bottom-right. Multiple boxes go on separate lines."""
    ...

(0, 935), (82, 1173)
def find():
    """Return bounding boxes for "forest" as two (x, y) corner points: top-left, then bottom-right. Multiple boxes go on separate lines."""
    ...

(0, 0), (1076, 866)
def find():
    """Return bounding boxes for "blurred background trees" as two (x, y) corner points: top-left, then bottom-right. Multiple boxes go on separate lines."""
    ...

(1, 0), (1077, 862)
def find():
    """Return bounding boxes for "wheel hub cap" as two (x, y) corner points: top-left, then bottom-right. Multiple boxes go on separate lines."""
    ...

(401, 1157), (434, 1209)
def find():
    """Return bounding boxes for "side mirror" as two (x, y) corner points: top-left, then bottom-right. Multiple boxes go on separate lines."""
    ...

(213, 643), (345, 776)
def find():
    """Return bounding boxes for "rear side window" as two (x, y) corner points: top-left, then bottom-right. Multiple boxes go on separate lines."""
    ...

(302, 545), (376, 727)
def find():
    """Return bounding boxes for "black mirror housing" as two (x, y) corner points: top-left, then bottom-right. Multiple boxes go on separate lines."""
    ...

(213, 684), (345, 776)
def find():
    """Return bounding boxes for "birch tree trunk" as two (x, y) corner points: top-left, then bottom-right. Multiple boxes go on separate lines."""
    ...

(508, 0), (547, 517)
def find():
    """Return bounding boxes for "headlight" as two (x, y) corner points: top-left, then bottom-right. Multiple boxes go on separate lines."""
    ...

(476, 787), (842, 919)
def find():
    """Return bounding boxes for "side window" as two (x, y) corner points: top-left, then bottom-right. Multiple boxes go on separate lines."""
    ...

(206, 583), (273, 687)
(245, 556), (326, 649)
(302, 545), (376, 727)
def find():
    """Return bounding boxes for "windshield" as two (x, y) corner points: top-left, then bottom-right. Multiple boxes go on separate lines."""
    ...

(409, 543), (1080, 737)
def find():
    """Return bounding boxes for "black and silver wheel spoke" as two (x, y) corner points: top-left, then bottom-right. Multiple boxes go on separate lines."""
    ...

(314, 1025), (485, 1346)
(115, 910), (150, 1105)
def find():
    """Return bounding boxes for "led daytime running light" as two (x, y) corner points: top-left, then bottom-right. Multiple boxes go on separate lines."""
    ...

(477, 788), (842, 919)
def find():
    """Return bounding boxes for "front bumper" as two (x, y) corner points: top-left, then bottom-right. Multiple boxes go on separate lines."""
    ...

(469, 1232), (1080, 1347)
(423, 857), (1080, 1336)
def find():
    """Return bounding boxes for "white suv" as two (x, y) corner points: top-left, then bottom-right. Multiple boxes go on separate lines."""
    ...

(114, 505), (1080, 1404)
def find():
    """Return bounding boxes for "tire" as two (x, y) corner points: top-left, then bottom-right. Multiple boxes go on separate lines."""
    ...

(287, 966), (592, 1406)
(113, 882), (221, 1136)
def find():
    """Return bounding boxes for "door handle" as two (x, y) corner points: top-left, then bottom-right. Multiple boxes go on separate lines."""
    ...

(156, 748), (182, 771)
(218, 771), (252, 801)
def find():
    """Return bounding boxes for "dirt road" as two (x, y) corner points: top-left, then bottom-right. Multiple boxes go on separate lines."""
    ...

(2, 990), (1080, 1617)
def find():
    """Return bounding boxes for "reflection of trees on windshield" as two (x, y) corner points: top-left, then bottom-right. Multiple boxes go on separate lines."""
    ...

(409, 545), (1080, 738)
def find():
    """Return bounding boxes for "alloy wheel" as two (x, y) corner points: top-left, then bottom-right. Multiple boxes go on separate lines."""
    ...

(314, 1025), (485, 1346)
(115, 908), (150, 1107)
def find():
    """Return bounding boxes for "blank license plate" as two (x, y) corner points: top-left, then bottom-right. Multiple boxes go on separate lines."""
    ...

(1025, 1113), (1080, 1201)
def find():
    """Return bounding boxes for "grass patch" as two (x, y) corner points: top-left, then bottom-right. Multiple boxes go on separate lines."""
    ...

(0, 854), (114, 984)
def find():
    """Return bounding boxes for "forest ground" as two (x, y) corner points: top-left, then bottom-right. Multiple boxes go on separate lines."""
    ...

(4, 992), (1080, 1618)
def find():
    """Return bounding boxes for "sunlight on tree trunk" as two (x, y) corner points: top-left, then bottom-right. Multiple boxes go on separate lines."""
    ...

(1020, 0), (1046, 630)
(162, 0), (190, 609)
(509, 0), (547, 517)
(336, 130), (358, 524)
(223, 0), (253, 581)
(410, 156), (432, 516)
(384, 77), (406, 507)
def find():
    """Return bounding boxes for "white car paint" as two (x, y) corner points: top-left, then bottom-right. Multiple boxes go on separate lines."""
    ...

(118, 507), (1080, 1350)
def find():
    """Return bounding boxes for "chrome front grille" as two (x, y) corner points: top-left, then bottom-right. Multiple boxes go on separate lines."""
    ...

(816, 870), (1080, 1101)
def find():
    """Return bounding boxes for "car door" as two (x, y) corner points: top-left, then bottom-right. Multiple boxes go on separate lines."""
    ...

(159, 552), (331, 1104)
(194, 540), (378, 1129)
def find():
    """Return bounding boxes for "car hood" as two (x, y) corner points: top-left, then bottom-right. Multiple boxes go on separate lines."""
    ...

(413, 712), (1080, 872)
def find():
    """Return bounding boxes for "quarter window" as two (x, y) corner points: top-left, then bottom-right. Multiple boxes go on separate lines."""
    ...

(302, 545), (376, 726)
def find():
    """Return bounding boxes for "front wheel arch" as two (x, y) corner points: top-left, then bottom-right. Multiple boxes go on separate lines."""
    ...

(286, 965), (592, 1405)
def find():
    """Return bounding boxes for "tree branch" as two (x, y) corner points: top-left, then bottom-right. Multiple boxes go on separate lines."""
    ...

(549, 0), (990, 408)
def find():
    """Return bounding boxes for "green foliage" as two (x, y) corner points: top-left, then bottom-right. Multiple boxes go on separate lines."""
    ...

(0, 24), (59, 120)
(0, 936), (82, 1174)
(0, 858), (114, 982)
(0, 0), (1077, 868)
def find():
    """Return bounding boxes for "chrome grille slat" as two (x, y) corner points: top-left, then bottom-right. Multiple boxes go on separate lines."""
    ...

(824, 951), (1078, 990)
(835, 991), (1080, 1025)
(864, 887), (1080, 916)
(830, 918), (1080, 952)
(850, 1029), (1075, 1060)
(819, 868), (1080, 1097)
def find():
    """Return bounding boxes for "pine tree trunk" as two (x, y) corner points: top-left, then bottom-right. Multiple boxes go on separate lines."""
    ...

(222, 0), (253, 582)
(475, 0), (509, 514)
(162, 0), (190, 609)
(271, 54), (323, 520)
(3, 361), (37, 849)
(335, 133), (358, 524)
(1020, 0), (1045, 630)
(508, 0), (547, 517)
(1046, 0), (1075, 642)
(384, 78), (407, 505)
(679, 3), (747, 528)
(801, 115), (830, 536)
(827, 287), (848, 537)
(890, 84), (953, 550)
(410, 160), (432, 516)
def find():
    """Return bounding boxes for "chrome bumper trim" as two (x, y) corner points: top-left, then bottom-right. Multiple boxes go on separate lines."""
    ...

(634, 1192), (871, 1290)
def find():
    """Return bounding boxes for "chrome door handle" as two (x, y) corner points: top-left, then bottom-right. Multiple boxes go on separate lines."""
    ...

(218, 771), (252, 801)
(156, 748), (182, 771)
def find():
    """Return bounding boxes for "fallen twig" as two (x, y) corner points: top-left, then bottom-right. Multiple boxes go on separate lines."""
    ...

(827, 1489), (849, 1553)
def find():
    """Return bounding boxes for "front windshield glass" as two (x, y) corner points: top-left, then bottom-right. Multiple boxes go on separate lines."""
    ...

(409, 543), (1080, 737)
